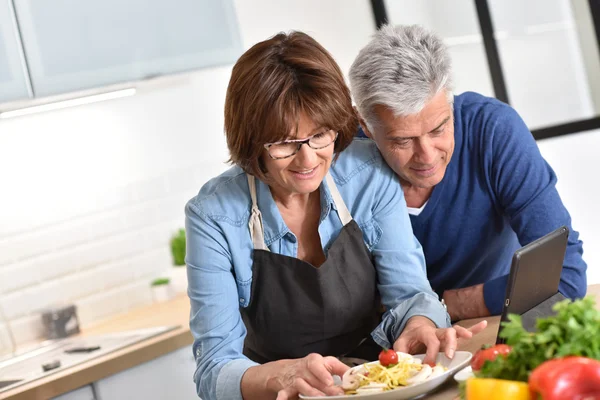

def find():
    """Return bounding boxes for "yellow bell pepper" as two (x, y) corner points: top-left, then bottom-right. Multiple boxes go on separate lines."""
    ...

(466, 378), (531, 400)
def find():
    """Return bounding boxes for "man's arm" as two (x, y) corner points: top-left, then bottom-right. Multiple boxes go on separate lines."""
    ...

(442, 283), (490, 321)
(444, 104), (586, 319)
(483, 104), (586, 315)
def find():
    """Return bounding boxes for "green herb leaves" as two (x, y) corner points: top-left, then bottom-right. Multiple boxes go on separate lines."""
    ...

(478, 296), (600, 382)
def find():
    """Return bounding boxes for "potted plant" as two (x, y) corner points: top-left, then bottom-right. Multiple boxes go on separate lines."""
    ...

(169, 228), (187, 293)
(151, 277), (174, 302)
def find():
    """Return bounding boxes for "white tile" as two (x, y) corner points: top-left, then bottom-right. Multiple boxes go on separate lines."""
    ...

(92, 187), (125, 211)
(122, 281), (153, 312)
(75, 281), (152, 328)
(0, 322), (15, 356)
(10, 314), (44, 346)
(130, 248), (172, 279)
(156, 193), (189, 224)
(0, 261), (41, 294)
(0, 280), (64, 320)
(166, 165), (200, 194)
(133, 176), (169, 203)
(101, 260), (136, 291)
(75, 290), (123, 328)
(53, 266), (108, 303)
(0, 218), (91, 267)
(146, 220), (187, 252)
(85, 209), (127, 241)
(0, 289), (36, 320)
(121, 201), (161, 231)
(37, 249), (82, 281)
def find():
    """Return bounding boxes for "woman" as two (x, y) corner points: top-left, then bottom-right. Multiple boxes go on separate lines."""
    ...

(186, 31), (485, 400)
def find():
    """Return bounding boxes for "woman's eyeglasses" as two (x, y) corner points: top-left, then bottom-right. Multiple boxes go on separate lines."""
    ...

(264, 130), (338, 160)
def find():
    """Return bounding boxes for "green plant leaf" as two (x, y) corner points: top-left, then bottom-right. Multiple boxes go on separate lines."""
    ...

(151, 277), (171, 286)
(477, 296), (600, 382)
(170, 228), (186, 266)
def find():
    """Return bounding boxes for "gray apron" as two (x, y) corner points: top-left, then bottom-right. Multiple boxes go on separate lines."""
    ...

(241, 173), (381, 364)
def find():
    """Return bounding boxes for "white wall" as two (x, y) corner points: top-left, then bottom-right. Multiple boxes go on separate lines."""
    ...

(0, 0), (375, 354)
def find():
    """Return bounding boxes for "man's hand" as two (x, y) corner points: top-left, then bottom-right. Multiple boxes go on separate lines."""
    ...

(393, 316), (487, 365)
(443, 283), (491, 321)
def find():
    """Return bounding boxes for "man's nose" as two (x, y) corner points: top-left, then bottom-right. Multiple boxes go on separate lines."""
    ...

(415, 138), (436, 164)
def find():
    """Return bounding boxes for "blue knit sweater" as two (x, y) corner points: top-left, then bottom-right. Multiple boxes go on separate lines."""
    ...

(362, 92), (587, 314)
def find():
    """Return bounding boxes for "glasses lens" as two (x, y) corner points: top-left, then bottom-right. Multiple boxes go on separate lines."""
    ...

(309, 130), (337, 148)
(268, 142), (298, 159)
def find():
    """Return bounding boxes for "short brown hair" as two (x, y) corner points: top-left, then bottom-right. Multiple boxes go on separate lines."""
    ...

(224, 31), (358, 180)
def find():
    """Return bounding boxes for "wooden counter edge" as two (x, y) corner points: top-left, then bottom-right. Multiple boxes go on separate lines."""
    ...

(0, 326), (194, 400)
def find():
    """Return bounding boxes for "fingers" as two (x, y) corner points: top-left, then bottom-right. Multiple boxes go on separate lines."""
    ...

(453, 320), (488, 339)
(294, 377), (327, 398)
(322, 356), (351, 377)
(298, 354), (345, 396)
(441, 328), (458, 359)
(422, 332), (441, 366)
(275, 387), (295, 400)
(305, 354), (335, 387)
(393, 336), (410, 353)
(469, 320), (488, 335)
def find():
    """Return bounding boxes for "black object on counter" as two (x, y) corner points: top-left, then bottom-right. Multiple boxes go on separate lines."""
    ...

(42, 360), (61, 372)
(41, 304), (80, 339)
(64, 346), (101, 354)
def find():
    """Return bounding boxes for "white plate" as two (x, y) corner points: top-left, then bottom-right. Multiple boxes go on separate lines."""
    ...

(453, 365), (474, 382)
(300, 351), (472, 399)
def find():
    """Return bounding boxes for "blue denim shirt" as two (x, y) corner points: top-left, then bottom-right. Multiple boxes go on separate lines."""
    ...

(185, 139), (450, 400)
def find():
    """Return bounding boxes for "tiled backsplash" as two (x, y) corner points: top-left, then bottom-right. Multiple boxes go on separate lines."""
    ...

(0, 162), (225, 352)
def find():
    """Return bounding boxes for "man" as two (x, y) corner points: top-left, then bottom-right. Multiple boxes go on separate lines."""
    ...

(349, 24), (587, 321)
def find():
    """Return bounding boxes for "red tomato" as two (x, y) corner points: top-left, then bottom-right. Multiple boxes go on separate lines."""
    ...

(378, 349), (398, 367)
(471, 344), (512, 371)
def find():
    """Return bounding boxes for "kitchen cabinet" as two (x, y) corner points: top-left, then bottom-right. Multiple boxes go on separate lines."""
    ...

(0, 1), (31, 103)
(51, 384), (95, 400)
(94, 346), (198, 400)
(12, 0), (241, 97)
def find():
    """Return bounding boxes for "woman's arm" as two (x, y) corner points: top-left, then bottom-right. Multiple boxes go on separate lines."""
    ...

(186, 200), (257, 400)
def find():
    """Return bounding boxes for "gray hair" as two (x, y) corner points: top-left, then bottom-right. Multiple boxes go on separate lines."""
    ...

(349, 24), (453, 132)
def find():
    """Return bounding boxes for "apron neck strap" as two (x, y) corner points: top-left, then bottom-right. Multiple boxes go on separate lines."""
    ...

(325, 173), (352, 226)
(247, 174), (270, 251)
(246, 172), (353, 251)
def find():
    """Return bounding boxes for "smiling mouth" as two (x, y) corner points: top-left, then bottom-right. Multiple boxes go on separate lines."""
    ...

(291, 166), (317, 175)
(410, 163), (438, 176)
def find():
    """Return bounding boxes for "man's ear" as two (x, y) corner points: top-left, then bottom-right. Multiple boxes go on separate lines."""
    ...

(354, 106), (374, 139)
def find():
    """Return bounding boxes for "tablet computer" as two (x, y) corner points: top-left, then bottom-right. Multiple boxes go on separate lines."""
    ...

(496, 226), (569, 344)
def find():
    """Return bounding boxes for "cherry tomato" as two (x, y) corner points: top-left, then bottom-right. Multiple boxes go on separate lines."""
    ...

(378, 349), (398, 367)
(471, 344), (512, 371)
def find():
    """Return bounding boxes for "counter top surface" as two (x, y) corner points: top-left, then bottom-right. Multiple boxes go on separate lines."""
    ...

(0, 294), (193, 400)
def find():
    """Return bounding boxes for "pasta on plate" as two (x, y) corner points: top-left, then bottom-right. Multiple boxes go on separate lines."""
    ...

(342, 352), (446, 395)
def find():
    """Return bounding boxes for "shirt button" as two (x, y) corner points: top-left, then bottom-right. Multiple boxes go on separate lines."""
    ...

(239, 298), (245, 303)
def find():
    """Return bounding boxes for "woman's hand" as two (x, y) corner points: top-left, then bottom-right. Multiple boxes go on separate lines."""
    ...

(272, 353), (349, 399)
(393, 316), (487, 365)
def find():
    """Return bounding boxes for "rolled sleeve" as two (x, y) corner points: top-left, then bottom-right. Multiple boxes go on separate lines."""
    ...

(371, 292), (450, 348)
(215, 359), (259, 400)
(483, 274), (509, 315)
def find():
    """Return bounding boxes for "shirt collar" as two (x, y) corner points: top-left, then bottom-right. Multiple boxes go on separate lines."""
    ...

(253, 176), (337, 244)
